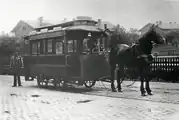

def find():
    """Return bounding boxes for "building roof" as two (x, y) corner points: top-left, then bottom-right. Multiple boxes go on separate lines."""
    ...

(11, 19), (63, 33)
(35, 19), (97, 31)
(139, 22), (179, 37)
(23, 20), (56, 28)
(139, 23), (154, 34)
(140, 22), (179, 31)
(158, 22), (179, 30)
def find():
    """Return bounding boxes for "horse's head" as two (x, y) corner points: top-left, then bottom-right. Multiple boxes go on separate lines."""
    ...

(138, 24), (165, 54)
(148, 24), (165, 44)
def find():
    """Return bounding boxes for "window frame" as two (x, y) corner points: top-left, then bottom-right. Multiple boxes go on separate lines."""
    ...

(30, 41), (41, 55)
(47, 39), (53, 54)
(67, 39), (77, 53)
(55, 37), (64, 55)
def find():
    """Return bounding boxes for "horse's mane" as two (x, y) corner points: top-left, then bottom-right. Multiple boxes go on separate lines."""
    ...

(138, 31), (151, 42)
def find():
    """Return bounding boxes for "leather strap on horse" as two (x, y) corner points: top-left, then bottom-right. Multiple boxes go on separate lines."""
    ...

(137, 54), (149, 59)
(132, 44), (152, 59)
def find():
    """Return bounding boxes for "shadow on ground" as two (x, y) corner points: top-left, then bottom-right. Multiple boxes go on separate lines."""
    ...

(26, 84), (104, 94)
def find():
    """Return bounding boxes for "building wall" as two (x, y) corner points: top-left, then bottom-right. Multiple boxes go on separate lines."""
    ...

(11, 21), (35, 54)
(12, 21), (34, 43)
(152, 44), (179, 56)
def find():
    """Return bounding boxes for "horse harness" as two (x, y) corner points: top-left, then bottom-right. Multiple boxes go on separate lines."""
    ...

(132, 44), (154, 64)
(114, 44), (153, 64)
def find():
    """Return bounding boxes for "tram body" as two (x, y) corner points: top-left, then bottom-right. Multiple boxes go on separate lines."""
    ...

(23, 19), (110, 88)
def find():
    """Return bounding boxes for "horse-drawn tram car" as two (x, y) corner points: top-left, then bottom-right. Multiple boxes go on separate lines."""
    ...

(23, 19), (111, 88)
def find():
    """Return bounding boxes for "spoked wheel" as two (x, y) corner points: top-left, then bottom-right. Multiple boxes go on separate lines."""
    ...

(52, 78), (64, 88)
(53, 78), (58, 88)
(61, 81), (68, 89)
(37, 74), (44, 87)
(57, 78), (68, 89)
(44, 78), (50, 87)
(84, 80), (96, 88)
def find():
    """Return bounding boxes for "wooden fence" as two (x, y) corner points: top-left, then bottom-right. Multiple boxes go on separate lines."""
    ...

(150, 56), (179, 72)
(150, 56), (179, 82)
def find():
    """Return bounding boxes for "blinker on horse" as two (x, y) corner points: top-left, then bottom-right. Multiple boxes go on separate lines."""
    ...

(109, 24), (165, 96)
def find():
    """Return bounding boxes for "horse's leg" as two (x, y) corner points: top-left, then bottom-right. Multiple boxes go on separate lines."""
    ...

(140, 71), (147, 96)
(111, 66), (117, 92)
(146, 77), (153, 95)
(117, 65), (123, 92)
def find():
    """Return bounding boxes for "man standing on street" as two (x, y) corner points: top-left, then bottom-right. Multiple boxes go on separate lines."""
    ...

(10, 51), (24, 87)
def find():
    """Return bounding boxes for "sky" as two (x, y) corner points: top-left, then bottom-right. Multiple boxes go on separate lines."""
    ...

(0, 0), (179, 33)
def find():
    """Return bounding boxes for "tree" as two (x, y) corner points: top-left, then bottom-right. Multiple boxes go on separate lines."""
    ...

(110, 25), (140, 45)
(0, 34), (16, 56)
(128, 28), (140, 43)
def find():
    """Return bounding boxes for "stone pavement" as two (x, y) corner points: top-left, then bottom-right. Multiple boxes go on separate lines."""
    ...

(89, 80), (179, 104)
(0, 75), (179, 120)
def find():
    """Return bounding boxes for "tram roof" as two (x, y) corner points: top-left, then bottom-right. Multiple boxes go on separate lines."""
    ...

(34, 19), (98, 31)
(25, 25), (105, 40)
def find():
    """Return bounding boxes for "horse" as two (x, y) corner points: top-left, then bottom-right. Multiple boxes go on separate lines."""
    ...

(109, 24), (165, 96)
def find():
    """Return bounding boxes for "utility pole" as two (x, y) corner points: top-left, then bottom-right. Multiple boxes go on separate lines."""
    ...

(38, 16), (43, 26)
(116, 24), (120, 41)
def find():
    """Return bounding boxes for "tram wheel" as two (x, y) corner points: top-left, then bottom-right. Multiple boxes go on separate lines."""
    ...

(53, 78), (57, 88)
(57, 78), (68, 89)
(61, 81), (68, 89)
(37, 74), (44, 87)
(84, 80), (96, 88)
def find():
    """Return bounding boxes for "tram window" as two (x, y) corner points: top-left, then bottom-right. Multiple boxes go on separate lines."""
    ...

(83, 38), (89, 52)
(56, 42), (63, 54)
(32, 43), (37, 54)
(74, 40), (77, 52)
(68, 40), (73, 52)
(37, 42), (40, 54)
(47, 39), (53, 53)
(67, 40), (77, 53)
(43, 40), (46, 54)
(31, 41), (40, 55)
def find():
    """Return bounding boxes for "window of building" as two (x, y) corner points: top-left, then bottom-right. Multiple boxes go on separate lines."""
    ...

(22, 26), (26, 31)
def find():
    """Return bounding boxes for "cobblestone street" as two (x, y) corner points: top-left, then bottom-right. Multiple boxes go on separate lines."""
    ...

(1, 75), (179, 120)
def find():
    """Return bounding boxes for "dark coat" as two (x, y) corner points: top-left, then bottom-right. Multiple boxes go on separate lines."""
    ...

(10, 55), (23, 75)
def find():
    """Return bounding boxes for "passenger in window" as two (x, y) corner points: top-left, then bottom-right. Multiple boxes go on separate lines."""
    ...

(87, 38), (97, 53)
(99, 44), (104, 51)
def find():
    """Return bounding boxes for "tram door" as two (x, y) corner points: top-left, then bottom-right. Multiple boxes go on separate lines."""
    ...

(66, 39), (81, 77)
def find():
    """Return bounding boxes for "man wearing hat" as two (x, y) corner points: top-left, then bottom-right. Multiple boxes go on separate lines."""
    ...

(10, 50), (24, 87)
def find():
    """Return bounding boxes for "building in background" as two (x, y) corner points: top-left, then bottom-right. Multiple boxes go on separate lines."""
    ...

(10, 17), (63, 52)
(11, 17), (54, 43)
